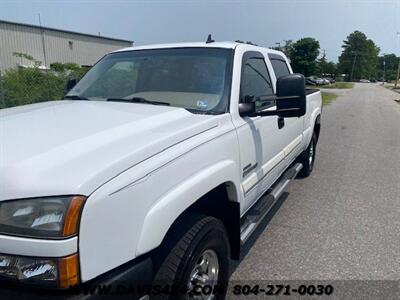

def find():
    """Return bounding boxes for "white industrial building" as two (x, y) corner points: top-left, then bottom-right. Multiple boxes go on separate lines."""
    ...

(0, 19), (133, 72)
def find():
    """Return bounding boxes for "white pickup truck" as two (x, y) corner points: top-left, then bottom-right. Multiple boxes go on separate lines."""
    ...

(0, 41), (322, 299)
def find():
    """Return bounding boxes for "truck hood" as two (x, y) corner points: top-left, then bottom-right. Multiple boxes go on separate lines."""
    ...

(0, 100), (219, 200)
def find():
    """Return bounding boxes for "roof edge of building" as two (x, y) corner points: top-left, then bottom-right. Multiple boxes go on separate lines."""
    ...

(0, 19), (133, 44)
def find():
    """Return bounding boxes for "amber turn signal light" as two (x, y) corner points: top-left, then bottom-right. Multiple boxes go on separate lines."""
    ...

(58, 254), (80, 288)
(63, 196), (86, 236)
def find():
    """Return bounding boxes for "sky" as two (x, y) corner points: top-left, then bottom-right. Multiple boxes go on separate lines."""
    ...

(0, 0), (399, 62)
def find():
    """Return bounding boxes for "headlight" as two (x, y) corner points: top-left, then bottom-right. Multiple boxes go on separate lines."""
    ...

(0, 196), (86, 238)
(0, 253), (79, 288)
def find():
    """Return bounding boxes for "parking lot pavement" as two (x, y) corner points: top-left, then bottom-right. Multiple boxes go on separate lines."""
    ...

(319, 87), (352, 96)
(231, 83), (400, 283)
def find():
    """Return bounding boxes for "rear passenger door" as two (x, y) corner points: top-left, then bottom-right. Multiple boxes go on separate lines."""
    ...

(268, 54), (304, 165)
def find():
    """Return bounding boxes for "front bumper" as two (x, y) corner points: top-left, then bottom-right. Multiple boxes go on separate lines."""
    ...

(0, 255), (153, 300)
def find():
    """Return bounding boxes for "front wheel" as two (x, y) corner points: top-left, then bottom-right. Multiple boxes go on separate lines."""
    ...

(152, 215), (230, 300)
(297, 132), (317, 177)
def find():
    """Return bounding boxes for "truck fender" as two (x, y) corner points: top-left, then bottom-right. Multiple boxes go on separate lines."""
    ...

(136, 160), (240, 256)
(303, 107), (321, 147)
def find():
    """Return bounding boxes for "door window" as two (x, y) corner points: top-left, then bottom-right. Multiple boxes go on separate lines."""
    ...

(270, 58), (290, 79)
(240, 56), (274, 110)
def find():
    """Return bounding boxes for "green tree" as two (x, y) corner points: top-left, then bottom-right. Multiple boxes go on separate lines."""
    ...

(281, 40), (294, 59)
(290, 38), (320, 76)
(317, 53), (337, 77)
(272, 40), (294, 59)
(50, 62), (88, 80)
(338, 31), (380, 81)
(376, 54), (399, 81)
(324, 62), (337, 77)
(317, 52), (328, 76)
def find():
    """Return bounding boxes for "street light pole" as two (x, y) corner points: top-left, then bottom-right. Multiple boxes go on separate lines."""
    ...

(395, 32), (400, 89)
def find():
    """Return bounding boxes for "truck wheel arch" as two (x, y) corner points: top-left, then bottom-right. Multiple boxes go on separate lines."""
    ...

(314, 114), (321, 143)
(135, 160), (241, 258)
(304, 111), (321, 149)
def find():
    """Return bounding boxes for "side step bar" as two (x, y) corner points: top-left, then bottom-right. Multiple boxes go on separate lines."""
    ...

(240, 163), (303, 244)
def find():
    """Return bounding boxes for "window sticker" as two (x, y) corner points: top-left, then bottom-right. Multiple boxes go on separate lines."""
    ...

(196, 100), (208, 109)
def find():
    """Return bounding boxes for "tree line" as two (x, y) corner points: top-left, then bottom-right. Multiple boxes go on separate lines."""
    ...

(1, 31), (398, 109)
(0, 54), (87, 108)
(273, 30), (399, 82)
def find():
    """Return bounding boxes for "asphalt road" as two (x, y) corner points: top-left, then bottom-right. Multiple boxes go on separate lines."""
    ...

(230, 83), (400, 298)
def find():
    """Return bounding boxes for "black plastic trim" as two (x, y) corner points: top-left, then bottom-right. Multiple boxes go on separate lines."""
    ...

(267, 53), (286, 61)
(306, 88), (320, 95)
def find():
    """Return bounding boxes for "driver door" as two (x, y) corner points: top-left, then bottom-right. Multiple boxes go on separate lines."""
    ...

(234, 51), (288, 213)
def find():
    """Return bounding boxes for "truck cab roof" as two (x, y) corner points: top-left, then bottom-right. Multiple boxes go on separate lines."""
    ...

(113, 41), (287, 58)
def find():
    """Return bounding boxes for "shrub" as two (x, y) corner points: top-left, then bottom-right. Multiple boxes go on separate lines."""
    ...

(0, 63), (88, 109)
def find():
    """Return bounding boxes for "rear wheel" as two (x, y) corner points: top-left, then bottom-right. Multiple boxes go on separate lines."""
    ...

(298, 132), (317, 177)
(152, 215), (230, 300)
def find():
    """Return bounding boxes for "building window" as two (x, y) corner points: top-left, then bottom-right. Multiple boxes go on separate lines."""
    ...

(68, 41), (73, 50)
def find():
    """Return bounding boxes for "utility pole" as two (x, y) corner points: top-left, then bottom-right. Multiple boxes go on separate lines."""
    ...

(38, 13), (48, 69)
(321, 49), (326, 76)
(396, 58), (400, 89)
(350, 51), (358, 82)
(395, 32), (400, 89)
(382, 54), (386, 84)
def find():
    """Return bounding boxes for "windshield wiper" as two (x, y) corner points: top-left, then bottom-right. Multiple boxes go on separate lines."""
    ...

(64, 95), (89, 100)
(106, 97), (170, 106)
(186, 108), (220, 115)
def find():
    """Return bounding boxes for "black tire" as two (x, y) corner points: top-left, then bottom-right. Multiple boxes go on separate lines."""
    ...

(152, 215), (230, 300)
(297, 132), (317, 177)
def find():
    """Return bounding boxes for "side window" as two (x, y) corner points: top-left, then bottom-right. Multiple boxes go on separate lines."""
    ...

(240, 57), (274, 110)
(270, 58), (290, 79)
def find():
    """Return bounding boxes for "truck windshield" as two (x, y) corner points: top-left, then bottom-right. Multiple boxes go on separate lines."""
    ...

(66, 48), (233, 114)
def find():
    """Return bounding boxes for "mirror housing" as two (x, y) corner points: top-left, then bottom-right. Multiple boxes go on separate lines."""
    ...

(65, 77), (77, 93)
(275, 74), (306, 118)
(239, 102), (256, 117)
(238, 74), (306, 118)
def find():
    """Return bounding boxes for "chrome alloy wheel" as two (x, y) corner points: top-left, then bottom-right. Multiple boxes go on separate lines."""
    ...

(309, 141), (314, 167)
(187, 249), (219, 299)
